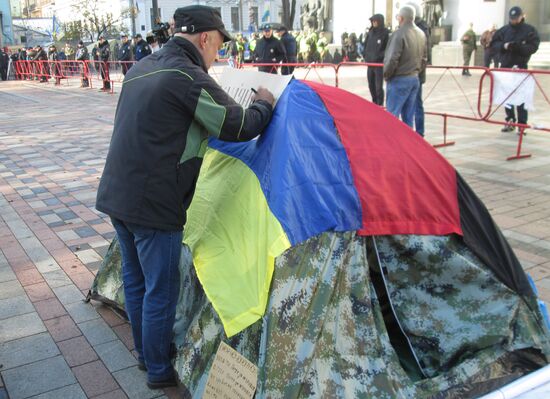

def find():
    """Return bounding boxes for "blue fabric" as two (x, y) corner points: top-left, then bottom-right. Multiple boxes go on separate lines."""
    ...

(414, 83), (425, 136)
(386, 75), (420, 128)
(209, 80), (362, 245)
(111, 218), (181, 382)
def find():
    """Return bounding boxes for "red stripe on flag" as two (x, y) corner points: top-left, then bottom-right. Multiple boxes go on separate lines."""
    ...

(303, 80), (462, 236)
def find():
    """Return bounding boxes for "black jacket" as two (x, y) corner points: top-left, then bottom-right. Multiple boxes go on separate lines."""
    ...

(279, 32), (297, 62)
(118, 41), (132, 61)
(99, 41), (110, 62)
(254, 36), (286, 72)
(96, 36), (273, 230)
(76, 46), (88, 61)
(363, 15), (389, 63)
(491, 20), (540, 68)
(134, 39), (152, 61)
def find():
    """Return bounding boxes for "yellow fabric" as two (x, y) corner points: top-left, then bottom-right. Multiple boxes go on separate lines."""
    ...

(184, 148), (291, 337)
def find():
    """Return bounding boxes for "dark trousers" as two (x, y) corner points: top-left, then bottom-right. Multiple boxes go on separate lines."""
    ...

(505, 103), (528, 125)
(367, 66), (384, 106)
(483, 50), (499, 68)
(258, 65), (278, 74)
(100, 61), (111, 89)
(111, 218), (181, 382)
(122, 62), (131, 76)
(281, 65), (295, 75)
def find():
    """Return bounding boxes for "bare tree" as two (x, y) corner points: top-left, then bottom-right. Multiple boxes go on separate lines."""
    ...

(68, 0), (135, 42)
(281, 0), (297, 29)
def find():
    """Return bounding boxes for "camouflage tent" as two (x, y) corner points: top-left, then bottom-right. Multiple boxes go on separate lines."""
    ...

(89, 80), (550, 397)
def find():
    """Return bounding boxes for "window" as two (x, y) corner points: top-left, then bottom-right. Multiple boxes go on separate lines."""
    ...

(249, 6), (258, 30)
(231, 7), (240, 31)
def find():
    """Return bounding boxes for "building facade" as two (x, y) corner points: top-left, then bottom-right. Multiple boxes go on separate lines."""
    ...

(1, 0), (15, 45)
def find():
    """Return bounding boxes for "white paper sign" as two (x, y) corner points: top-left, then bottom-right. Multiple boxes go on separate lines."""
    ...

(219, 68), (292, 108)
(203, 342), (258, 399)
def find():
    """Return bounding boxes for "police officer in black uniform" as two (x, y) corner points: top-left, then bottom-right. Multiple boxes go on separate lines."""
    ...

(133, 33), (152, 61)
(491, 6), (540, 133)
(118, 33), (132, 75)
(254, 23), (286, 74)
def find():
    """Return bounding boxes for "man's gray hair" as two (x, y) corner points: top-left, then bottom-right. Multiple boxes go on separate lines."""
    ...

(398, 5), (416, 21)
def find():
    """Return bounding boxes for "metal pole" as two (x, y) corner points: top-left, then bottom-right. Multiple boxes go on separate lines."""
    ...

(152, 0), (159, 25)
(239, 0), (244, 32)
(129, 0), (136, 36)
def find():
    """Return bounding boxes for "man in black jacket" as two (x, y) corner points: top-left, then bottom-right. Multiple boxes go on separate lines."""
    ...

(98, 36), (111, 91)
(254, 24), (286, 74)
(75, 40), (89, 87)
(276, 25), (297, 75)
(96, 5), (274, 389)
(491, 6), (540, 133)
(363, 14), (389, 106)
(118, 34), (132, 75)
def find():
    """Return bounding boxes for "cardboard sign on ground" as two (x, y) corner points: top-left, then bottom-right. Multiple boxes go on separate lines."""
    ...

(203, 342), (258, 399)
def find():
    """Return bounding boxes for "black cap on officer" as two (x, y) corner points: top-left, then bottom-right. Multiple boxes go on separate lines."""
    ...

(173, 5), (232, 42)
(509, 6), (523, 20)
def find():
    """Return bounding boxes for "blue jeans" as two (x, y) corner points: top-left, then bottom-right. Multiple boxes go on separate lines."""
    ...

(111, 218), (182, 382)
(386, 75), (420, 128)
(414, 83), (425, 136)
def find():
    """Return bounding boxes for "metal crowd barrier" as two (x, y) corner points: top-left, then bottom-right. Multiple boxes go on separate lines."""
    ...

(12, 60), (550, 160)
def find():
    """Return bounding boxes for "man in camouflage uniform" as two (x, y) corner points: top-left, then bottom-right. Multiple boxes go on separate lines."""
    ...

(461, 23), (477, 76)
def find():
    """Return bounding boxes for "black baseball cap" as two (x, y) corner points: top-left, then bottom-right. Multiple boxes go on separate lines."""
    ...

(509, 6), (523, 19)
(174, 5), (232, 42)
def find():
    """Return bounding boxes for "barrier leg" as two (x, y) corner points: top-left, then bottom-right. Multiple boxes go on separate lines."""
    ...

(507, 126), (531, 161)
(433, 114), (456, 148)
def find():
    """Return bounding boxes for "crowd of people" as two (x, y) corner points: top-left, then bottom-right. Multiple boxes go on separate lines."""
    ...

(1, 4), (541, 133)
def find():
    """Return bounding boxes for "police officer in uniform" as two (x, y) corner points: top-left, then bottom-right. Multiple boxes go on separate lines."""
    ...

(491, 6), (540, 133)
(254, 23), (286, 74)
(96, 5), (274, 389)
(76, 40), (89, 87)
(118, 34), (132, 75)
(133, 33), (152, 61)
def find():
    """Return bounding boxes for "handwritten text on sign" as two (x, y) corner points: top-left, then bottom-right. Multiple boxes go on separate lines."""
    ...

(203, 342), (258, 399)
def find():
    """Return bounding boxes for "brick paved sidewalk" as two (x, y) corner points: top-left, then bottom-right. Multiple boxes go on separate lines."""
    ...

(1, 74), (550, 398)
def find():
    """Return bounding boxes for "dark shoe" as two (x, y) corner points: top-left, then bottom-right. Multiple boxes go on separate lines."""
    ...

(147, 375), (178, 390)
(138, 362), (147, 371)
(501, 124), (515, 133)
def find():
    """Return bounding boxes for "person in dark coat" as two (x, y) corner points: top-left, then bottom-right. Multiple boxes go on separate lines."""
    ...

(276, 25), (297, 75)
(96, 5), (274, 389)
(98, 36), (111, 91)
(362, 14), (390, 106)
(0, 48), (9, 81)
(254, 24), (286, 74)
(33, 45), (49, 82)
(118, 34), (132, 75)
(75, 40), (89, 87)
(47, 45), (61, 85)
(133, 33), (152, 61)
(491, 6), (540, 133)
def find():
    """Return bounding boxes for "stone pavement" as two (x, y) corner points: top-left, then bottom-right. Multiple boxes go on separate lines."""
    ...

(1, 68), (550, 398)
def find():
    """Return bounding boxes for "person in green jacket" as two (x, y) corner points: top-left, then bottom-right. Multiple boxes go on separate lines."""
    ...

(461, 23), (477, 76)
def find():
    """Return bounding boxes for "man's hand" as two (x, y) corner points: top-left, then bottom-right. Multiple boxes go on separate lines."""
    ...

(253, 87), (275, 106)
(504, 42), (518, 51)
